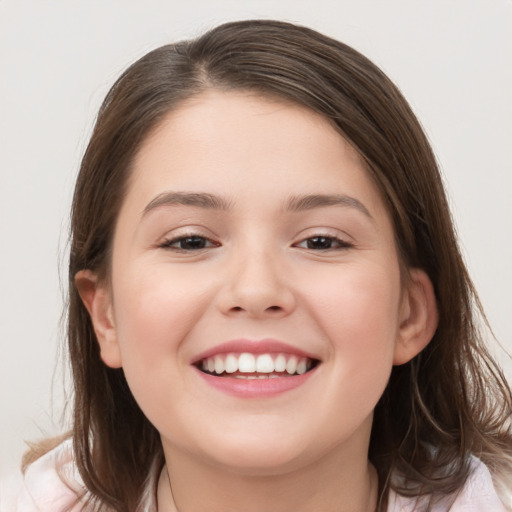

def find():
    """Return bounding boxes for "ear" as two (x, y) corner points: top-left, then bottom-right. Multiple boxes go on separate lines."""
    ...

(74, 270), (122, 368)
(393, 268), (438, 365)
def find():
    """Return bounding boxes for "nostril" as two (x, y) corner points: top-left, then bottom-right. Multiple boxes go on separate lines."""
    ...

(229, 305), (282, 313)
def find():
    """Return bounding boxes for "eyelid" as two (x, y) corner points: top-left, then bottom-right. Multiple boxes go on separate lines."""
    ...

(293, 229), (355, 251)
(160, 235), (217, 248)
(294, 236), (353, 249)
(157, 229), (221, 251)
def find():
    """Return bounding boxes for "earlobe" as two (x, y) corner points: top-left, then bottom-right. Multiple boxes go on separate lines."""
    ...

(393, 269), (438, 365)
(74, 270), (123, 369)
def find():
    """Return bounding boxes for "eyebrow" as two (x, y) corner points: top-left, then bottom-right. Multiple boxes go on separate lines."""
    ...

(143, 192), (232, 215)
(143, 191), (372, 220)
(286, 194), (373, 220)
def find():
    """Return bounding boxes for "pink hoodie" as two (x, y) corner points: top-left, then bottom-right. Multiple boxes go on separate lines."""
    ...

(1, 440), (508, 511)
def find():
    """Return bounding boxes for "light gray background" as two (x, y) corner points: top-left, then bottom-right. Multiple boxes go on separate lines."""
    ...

(1, 0), (511, 480)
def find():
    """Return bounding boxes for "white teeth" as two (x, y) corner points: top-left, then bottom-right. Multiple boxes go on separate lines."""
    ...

(296, 358), (307, 375)
(286, 356), (298, 374)
(200, 352), (315, 376)
(224, 354), (238, 374)
(274, 354), (287, 372)
(256, 354), (274, 373)
(214, 356), (224, 374)
(238, 353), (256, 373)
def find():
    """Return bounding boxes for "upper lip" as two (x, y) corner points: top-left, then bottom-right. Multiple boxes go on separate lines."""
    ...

(191, 339), (320, 365)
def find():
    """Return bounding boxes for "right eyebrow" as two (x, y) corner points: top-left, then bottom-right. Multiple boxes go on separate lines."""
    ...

(142, 192), (232, 216)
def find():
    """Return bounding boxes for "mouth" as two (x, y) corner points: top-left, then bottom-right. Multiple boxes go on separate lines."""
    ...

(191, 339), (321, 397)
(195, 352), (320, 379)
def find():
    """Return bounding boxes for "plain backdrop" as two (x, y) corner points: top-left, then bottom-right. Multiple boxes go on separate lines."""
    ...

(1, 0), (511, 480)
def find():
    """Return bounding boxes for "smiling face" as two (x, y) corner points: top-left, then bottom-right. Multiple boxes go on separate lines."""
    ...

(78, 90), (436, 477)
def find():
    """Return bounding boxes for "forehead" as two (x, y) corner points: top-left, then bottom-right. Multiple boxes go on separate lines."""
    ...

(133, 91), (359, 179)
(123, 90), (388, 221)
(139, 89), (345, 156)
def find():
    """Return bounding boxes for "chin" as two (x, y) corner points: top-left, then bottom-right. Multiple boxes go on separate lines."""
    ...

(192, 429), (319, 476)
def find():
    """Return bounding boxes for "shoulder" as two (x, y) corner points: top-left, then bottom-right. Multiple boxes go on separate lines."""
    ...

(0, 439), (88, 512)
(387, 456), (509, 512)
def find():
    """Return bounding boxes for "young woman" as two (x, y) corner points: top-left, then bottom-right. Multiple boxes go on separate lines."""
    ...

(4, 19), (511, 512)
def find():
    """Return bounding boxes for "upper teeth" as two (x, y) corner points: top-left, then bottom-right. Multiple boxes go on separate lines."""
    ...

(200, 353), (311, 376)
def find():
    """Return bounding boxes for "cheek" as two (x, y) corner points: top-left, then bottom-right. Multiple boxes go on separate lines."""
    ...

(108, 268), (212, 434)
(304, 262), (401, 396)
(111, 265), (209, 373)
(309, 260), (401, 342)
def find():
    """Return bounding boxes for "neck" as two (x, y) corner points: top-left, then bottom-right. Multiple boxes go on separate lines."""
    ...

(158, 428), (378, 512)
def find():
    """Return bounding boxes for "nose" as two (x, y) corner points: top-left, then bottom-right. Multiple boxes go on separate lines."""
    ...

(216, 247), (296, 318)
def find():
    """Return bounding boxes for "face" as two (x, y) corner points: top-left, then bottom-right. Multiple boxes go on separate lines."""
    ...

(81, 90), (434, 476)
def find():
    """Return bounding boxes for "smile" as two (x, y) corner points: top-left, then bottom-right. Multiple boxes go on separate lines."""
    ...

(197, 352), (317, 378)
(192, 340), (320, 397)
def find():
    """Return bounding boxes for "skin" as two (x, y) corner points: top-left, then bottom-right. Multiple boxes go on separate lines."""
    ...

(77, 90), (438, 512)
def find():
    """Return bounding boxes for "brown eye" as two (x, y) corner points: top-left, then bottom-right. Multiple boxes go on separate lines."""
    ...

(306, 236), (335, 250)
(178, 236), (208, 250)
(295, 236), (353, 251)
(160, 235), (218, 251)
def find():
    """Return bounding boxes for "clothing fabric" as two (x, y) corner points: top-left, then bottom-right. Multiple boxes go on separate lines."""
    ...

(0, 440), (508, 512)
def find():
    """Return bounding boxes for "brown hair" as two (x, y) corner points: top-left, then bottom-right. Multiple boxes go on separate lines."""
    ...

(61, 20), (512, 511)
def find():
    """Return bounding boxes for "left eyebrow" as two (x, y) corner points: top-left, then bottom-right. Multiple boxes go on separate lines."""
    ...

(285, 194), (373, 220)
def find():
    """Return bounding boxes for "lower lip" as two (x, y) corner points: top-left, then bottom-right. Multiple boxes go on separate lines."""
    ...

(194, 367), (317, 398)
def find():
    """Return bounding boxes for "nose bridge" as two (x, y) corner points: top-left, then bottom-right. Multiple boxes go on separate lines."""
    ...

(220, 238), (295, 317)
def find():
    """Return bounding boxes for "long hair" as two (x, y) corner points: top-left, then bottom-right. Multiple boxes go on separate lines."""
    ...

(62, 20), (512, 511)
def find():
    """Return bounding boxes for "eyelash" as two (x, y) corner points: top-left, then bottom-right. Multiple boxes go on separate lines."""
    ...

(159, 234), (353, 252)
(159, 235), (219, 251)
(294, 235), (353, 251)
